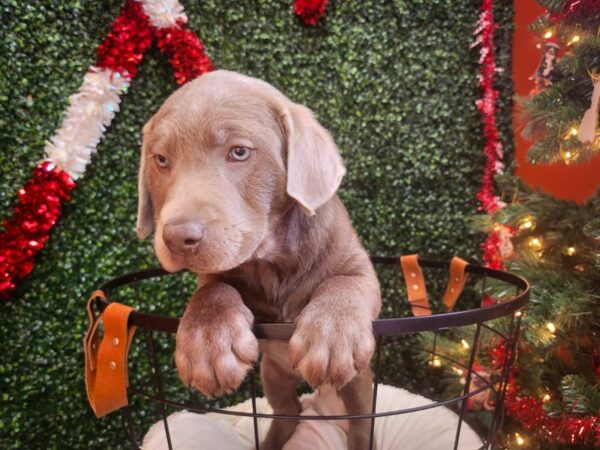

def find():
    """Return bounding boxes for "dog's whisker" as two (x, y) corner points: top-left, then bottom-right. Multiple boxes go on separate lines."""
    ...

(229, 219), (254, 228)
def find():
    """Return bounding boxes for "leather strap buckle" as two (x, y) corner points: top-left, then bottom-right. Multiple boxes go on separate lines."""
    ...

(400, 255), (469, 316)
(84, 291), (136, 418)
(442, 257), (469, 312)
(400, 254), (431, 316)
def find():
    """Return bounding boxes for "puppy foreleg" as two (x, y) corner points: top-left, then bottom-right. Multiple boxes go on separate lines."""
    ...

(261, 354), (302, 450)
(175, 282), (258, 397)
(289, 275), (380, 390)
(339, 367), (376, 450)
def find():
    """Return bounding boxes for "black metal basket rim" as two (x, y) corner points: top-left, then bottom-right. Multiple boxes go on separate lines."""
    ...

(96, 257), (529, 339)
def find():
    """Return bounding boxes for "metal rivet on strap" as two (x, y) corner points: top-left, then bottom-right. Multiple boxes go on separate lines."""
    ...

(410, 272), (416, 278)
(450, 288), (455, 293)
(412, 284), (419, 290)
(454, 277), (459, 282)
(109, 361), (117, 370)
(112, 337), (119, 346)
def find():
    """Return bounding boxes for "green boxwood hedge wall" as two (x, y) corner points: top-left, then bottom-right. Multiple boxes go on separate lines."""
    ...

(0, 0), (513, 447)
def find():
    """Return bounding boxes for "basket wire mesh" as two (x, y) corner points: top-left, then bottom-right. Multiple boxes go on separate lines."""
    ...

(92, 257), (529, 450)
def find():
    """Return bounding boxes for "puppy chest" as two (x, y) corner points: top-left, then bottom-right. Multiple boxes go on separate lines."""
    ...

(224, 265), (312, 322)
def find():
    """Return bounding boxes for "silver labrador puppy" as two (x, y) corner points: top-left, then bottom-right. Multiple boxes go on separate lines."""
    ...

(137, 70), (381, 449)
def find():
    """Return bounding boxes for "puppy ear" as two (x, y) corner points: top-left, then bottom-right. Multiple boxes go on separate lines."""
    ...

(136, 127), (154, 240)
(282, 103), (346, 216)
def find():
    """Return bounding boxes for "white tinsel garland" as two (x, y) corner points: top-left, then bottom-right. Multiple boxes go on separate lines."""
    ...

(140, 0), (187, 28)
(44, 68), (130, 178)
(43, 0), (190, 180)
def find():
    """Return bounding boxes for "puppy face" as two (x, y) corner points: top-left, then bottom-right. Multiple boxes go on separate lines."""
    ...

(137, 70), (346, 274)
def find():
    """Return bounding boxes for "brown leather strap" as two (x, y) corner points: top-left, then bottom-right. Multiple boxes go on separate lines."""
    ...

(442, 257), (469, 311)
(400, 254), (431, 316)
(84, 291), (136, 418)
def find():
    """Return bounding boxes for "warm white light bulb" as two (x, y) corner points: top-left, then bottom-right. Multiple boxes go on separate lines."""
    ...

(516, 432), (525, 445)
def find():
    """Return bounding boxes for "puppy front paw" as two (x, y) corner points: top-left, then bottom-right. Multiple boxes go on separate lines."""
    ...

(175, 284), (258, 397)
(289, 307), (375, 389)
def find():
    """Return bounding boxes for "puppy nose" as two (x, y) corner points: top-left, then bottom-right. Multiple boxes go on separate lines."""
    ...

(162, 221), (204, 255)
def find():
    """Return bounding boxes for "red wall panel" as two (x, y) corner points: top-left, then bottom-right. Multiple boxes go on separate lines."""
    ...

(512, 0), (600, 203)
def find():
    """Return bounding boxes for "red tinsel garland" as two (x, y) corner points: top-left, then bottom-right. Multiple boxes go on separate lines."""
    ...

(473, 0), (506, 270)
(474, 0), (503, 216)
(293, 0), (328, 25)
(505, 378), (600, 447)
(154, 22), (214, 85)
(0, 0), (150, 299)
(488, 341), (600, 446)
(0, 163), (75, 299)
(481, 231), (504, 271)
(0, 0), (214, 298)
(96, 0), (153, 78)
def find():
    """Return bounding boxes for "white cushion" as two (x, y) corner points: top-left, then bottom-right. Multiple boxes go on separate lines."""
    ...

(142, 384), (482, 449)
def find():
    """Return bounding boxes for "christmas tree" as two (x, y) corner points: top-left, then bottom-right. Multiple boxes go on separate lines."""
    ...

(486, 1), (600, 447)
(488, 185), (600, 449)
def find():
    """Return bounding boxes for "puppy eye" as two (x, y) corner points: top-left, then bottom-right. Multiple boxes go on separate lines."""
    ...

(229, 146), (252, 162)
(154, 154), (169, 168)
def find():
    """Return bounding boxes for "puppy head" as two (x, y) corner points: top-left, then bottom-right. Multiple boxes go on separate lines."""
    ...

(137, 70), (345, 274)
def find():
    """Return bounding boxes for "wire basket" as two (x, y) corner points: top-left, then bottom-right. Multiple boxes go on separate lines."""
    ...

(89, 256), (529, 450)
